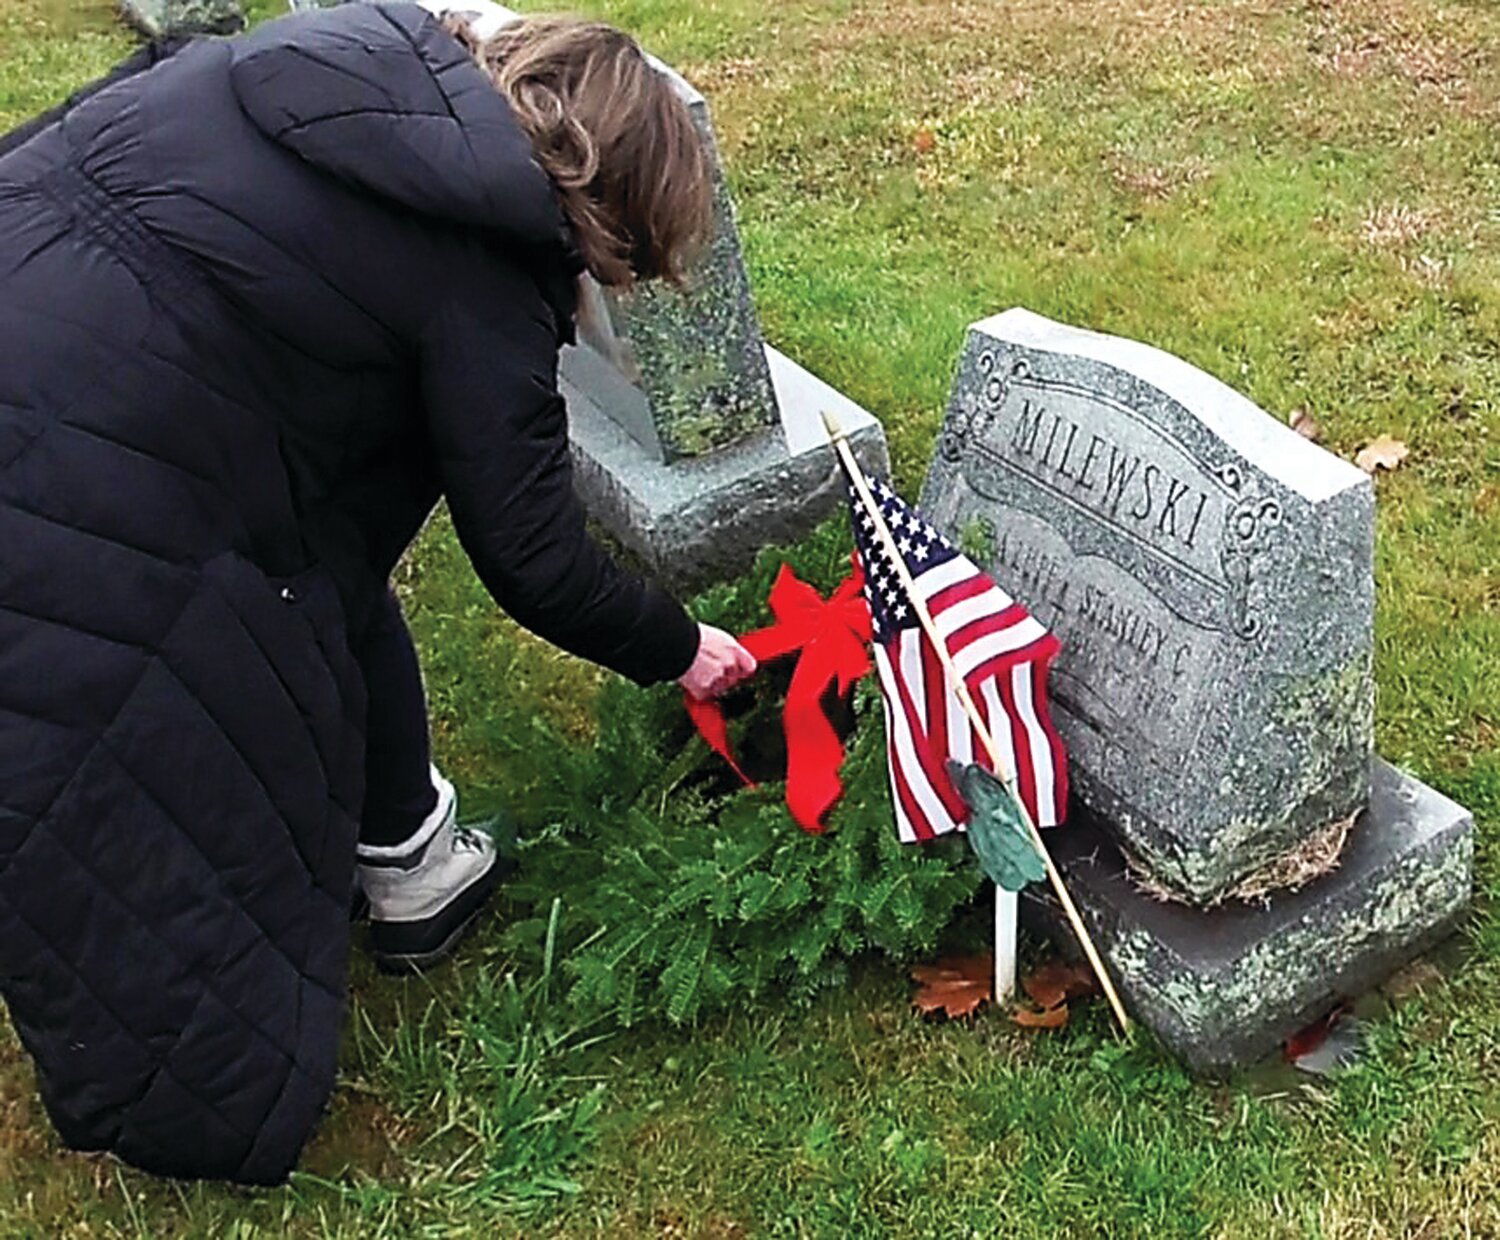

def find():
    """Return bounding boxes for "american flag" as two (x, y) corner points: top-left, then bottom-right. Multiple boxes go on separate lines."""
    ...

(849, 475), (1068, 842)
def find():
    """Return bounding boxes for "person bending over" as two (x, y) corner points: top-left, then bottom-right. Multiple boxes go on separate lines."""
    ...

(0, 2), (754, 1183)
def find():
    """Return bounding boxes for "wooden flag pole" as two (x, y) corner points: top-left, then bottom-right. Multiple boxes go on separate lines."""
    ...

(822, 411), (1131, 1036)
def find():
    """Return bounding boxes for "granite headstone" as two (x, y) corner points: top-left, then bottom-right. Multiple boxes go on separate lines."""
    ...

(923, 308), (1375, 904)
(925, 308), (1473, 1073)
(554, 40), (887, 588)
(1044, 761), (1472, 1075)
(567, 67), (779, 464)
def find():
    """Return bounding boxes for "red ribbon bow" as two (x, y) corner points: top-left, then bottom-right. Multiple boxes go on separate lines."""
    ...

(685, 564), (874, 833)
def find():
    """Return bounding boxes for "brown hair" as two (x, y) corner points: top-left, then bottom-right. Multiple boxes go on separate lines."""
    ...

(446, 13), (713, 289)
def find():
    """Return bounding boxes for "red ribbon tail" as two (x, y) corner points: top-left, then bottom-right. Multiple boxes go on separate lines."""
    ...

(684, 693), (756, 787)
(781, 653), (852, 834)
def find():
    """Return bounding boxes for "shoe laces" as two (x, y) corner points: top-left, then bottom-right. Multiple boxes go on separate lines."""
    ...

(451, 823), (488, 855)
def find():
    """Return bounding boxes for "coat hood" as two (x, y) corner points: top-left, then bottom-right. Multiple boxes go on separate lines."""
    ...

(230, 2), (565, 250)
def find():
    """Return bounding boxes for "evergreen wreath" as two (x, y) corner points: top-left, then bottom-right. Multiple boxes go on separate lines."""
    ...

(497, 523), (983, 1026)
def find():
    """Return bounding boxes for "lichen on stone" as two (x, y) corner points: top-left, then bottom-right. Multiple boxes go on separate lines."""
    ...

(1128, 654), (1376, 905)
(609, 168), (778, 463)
(118, 0), (243, 37)
(959, 516), (997, 565)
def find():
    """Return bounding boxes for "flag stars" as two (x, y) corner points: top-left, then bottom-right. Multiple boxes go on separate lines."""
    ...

(851, 470), (965, 631)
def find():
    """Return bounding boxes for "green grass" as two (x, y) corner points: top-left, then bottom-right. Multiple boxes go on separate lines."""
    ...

(3, 0), (1500, 1234)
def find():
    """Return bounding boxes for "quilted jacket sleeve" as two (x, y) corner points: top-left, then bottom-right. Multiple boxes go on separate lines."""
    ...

(420, 277), (700, 686)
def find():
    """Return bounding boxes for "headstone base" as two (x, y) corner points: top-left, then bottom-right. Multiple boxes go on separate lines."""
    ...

(564, 346), (889, 592)
(1031, 759), (1472, 1076)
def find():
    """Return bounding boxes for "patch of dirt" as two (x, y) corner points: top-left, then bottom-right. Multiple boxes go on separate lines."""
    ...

(653, 1206), (689, 1235)
(298, 1083), (410, 1181)
(1348, 204), (1454, 287)
(1105, 152), (1214, 200)
(1361, 203), (1441, 248)
(1460, 712), (1499, 751)
(1381, 957), (1445, 1003)
(1308, 0), (1478, 103)
(678, 55), (772, 95)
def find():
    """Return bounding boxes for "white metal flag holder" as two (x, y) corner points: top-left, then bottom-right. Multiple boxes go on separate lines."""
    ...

(995, 889), (1019, 1004)
(822, 411), (1131, 1035)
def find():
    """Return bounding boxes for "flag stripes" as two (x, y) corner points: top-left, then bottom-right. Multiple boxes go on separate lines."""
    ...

(849, 475), (1068, 844)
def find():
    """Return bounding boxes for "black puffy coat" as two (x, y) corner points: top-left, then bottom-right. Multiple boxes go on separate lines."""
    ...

(0, 2), (697, 1183)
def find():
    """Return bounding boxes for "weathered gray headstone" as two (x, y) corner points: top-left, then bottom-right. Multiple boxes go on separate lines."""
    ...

(120, 0), (243, 37)
(923, 308), (1375, 903)
(557, 53), (886, 588)
(926, 308), (1473, 1073)
(572, 74), (778, 465)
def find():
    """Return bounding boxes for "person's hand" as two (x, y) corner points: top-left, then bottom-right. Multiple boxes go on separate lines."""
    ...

(678, 623), (757, 700)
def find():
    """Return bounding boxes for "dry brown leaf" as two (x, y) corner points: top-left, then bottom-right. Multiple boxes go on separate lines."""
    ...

(1355, 434), (1410, 473)
(1012, 1003), (1069, 1029)
(1010, 957), (1099, 1031)
(1289, 408), (1322, 442)
(910, 953), (991, 1019)
(1021, 958), (1097, 1009)
(912, 127), (937, 155)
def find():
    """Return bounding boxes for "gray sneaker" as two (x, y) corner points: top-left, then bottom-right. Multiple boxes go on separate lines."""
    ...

(356, 769), (501, 973)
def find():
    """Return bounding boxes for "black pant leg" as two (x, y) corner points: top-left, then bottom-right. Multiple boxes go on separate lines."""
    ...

(355, 589), (439, 848)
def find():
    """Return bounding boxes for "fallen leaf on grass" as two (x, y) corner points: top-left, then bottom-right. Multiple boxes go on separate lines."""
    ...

(912, 127), (936, 155)
(1288, 408), (1322, 441)
(910, 953), (991, 1019)
(1355, 434), (1409, 473)
(1021, 958), (1097, 1009)
(1012, 957), (1098, 1030)
(1012, 1003), (1070, 1029)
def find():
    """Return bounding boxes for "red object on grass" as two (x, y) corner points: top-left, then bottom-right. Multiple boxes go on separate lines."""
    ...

(1283, 1002), (1353, 1063)
(686, 564), (873, 832)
